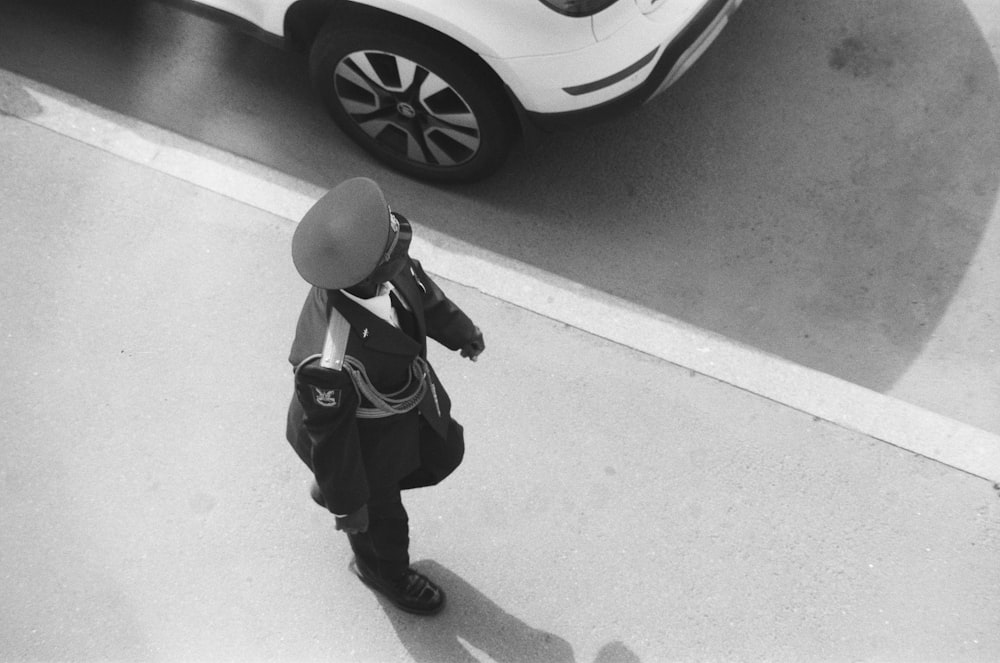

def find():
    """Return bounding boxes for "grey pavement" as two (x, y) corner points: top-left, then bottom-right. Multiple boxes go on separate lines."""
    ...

(2, 78), (1000, 662)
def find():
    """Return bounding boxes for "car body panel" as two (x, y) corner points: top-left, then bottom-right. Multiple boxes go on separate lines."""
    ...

(488, 0), (743, 113)
(355, 0), (598, 59)
(190, 0), (599, 58)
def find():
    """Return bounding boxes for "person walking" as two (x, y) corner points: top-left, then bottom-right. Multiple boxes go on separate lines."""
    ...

(285, 177), (485, 615)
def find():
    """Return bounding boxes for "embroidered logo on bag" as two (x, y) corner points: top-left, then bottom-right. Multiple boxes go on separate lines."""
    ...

(312, 387), (342, 408)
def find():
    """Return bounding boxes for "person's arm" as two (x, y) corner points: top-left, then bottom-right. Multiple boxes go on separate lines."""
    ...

(294, 359), (369, 519)
(410, 259), (485, 360)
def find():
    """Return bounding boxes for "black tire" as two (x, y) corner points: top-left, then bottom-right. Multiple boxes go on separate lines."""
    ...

(309, 23), (515, 183)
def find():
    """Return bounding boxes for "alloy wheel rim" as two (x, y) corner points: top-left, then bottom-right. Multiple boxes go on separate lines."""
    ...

(333, 50), (482, 168)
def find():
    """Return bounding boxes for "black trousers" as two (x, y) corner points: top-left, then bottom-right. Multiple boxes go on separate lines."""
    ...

(349, 417), (464, 581)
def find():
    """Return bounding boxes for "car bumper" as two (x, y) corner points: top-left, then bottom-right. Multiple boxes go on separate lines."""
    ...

(518, 0), (743, 131)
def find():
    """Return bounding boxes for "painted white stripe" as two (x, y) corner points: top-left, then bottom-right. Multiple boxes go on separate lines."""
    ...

(7, 69), (999, 482)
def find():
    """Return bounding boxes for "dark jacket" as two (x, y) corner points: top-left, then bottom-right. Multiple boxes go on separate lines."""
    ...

(286, 259), (477, 514)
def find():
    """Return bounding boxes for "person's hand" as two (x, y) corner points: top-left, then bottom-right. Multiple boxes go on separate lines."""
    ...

(335, 504), (369, 534)
(460, 327), (485, 361)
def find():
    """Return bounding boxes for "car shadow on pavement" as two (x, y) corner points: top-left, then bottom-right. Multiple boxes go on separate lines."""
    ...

(452, 0), (1000, 431)
(373, 560), (641, 663)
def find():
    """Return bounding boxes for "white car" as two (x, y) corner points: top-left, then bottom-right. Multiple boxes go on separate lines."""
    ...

(168, 0), (745, 182)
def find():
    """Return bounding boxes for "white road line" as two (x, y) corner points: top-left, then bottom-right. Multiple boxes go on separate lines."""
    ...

(6, 69), (999, 483)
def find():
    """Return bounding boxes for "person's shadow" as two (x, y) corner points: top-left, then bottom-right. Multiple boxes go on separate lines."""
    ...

(374, 560), (641, 663)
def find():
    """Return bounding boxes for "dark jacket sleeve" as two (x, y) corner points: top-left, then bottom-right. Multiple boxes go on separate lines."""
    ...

(410, 259), (478, 351)
(293, 359), (368, 515)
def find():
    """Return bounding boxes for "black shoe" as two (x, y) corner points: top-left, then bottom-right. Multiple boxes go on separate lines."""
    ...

(349, 558), (445, 616)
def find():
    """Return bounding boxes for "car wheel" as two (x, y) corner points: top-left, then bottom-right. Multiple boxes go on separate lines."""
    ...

(310, 24), (515, 183)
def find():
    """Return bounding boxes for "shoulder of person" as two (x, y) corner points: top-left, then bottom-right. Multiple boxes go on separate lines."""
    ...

(294, 356), (353, 386)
